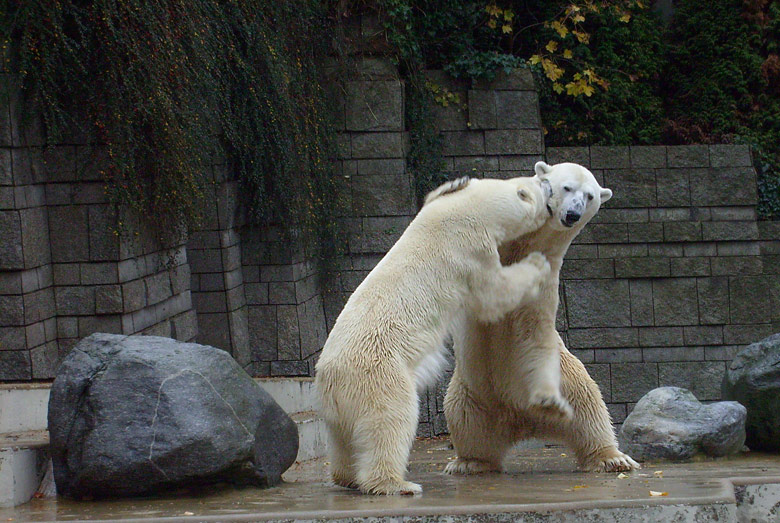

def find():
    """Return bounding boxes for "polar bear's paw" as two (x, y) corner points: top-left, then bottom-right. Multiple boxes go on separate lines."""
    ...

(444, 458), (500, 475)
(522, 252), (551, 276)
(332, 474), (359, 489)
(362, 480), (423, 496)
(527, 392), (574, 419)
(589, 450), (640, 472)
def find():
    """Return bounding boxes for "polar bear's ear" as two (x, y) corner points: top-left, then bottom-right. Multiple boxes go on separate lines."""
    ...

(534, 161), (552, 176)
(600, 188), (613, 203)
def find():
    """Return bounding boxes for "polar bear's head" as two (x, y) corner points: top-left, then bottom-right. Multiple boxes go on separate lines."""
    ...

(534, 161), (612, 231)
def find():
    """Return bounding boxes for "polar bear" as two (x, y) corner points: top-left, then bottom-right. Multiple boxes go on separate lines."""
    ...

(444, 162), (640, 475)
(315, 176), (553, 495)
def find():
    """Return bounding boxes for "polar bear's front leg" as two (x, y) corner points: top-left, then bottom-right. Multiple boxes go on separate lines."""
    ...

(472, 252), (551, 324)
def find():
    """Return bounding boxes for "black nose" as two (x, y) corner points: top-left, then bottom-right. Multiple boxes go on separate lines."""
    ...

(563, 210), (581, 226)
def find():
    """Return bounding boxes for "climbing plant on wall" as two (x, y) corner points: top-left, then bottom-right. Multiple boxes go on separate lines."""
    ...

(2, 0), (342, 257)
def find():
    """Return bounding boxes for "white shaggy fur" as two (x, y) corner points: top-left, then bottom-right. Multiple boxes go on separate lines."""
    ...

(315, 176), (552, 495)
(444, 162), (640, 475)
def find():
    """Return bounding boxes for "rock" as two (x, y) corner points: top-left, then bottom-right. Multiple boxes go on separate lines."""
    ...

(722, 333), (780, 452)
(48, 333), (298, 499)
(618, 387), (746, 461)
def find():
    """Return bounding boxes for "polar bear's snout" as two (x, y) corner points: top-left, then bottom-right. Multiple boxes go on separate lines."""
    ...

(563, 198), (585, 227)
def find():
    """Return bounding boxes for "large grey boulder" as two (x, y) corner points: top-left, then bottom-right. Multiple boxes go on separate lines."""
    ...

(722, 333), (780, 452)
(48, 333), (298, 499)
(618, 387), (746, 461)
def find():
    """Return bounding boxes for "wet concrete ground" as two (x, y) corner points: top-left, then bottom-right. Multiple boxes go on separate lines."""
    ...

(3, 438), (780, 522)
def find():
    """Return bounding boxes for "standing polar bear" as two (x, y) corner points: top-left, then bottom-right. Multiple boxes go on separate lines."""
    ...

(315, 176), (553, 495)
(444, 162), (640, 474)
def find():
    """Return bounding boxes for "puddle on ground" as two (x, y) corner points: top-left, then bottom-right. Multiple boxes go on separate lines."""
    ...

(2, 438), (780, 521)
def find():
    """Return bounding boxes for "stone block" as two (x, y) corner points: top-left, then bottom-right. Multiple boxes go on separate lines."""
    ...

(270, 360), (310, 377)
(351, 132), (405, 159)
(225, 285), (245, 312)
(723, 324), (773, 345)
(95, 284), (123, 314)
(31, 341), (59, 379)
(671, 257), (710, 277)
(432, 102), (468, 131)
(356, 159), (406, 176)
(0, 294), (23, 326)
(0, 350), (31, 380)
(145, 271), (172, 305)
(49, 206), (89, 263)
(57, 317), (78, 338)
(709, 144), (751, 167)
(689, 168), (758, 206)
(55, 286), (95, 316)
(702, 221), (758, 241)
(611, 363), (658, 403)
(298, 296), (327, 360)
(667, 145), (709, 167)
(494, 91), (540, 129)
(245, 283), (269, 305)
(565, 279), (631, 328)
(642, 346), (704, 362)
(42, 145), (77, 181)
(452, 156), (499, 174)
(335, 134), (351, 159)
(498, 155), (542, 172)
(195, 312), (231, 351)
(345, 80), (404, 132)
(192, 291), (227, 313)
(0, 149), (11, 185)
(19, 207), (50, 269)
(648, 207), (691, 222)
(597, 244), (647, 258)
(77, 314), (122, 337)
(590, 146), (630, 169)
(683, 242), (717, 257)
(0, 210), (23, 269)
(0, 270), (22, 295)
(652, 278), (699, 326)
(269, 281), (296, 305)
(23, 287), (55, 325)
(629, 279), (654, 326)
(663, 222), (701, 242)
(615, 257), (670, 278)
(718, 242), (760, 258)
(593, 349), (641, 363)
(277, 305), (300, 360)
(171, 309), (198, 341)
(710, 207), (756, 221)
(602, 169), (656, 208)
(350, 216), (411, 254)
(468, 90), (496, 129)
(584, 363), (612, 401)
(704, 345), (743, 361)
(629, 146), (666, 168)
(656, 169), (691, 207)
(80, 262), (119, 285)
(683, 325), (723, 345)
(484, 129), (541, 155)
(351, 174), (413, 216)
(545, 147), (590, 166)
(566, 244), (599, 259)
(696, 276), (729, 325)
(560, 258), (614, 279)
(658, 361), (724, 401)
(441, 131), (485, 156)
(0, 186), (13, 209)
(248, 305), (276, 362)
(570, 349), (594, 363)
(730, 276), (771, 324)
(627, 222), (663, 243)
(567, 327), (638, 348)
(639, 327), (684, 347)
(121, 279), (147, 312)
(711, 256), (762, 276)
(575, 223), (628, 244)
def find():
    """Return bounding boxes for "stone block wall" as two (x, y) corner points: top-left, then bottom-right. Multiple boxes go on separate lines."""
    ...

(0, 76), (198, 380)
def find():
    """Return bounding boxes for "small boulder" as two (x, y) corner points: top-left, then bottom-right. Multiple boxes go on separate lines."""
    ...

(48, 333), (298, 499)
(722, 333), (780, 452)
(618, 387), (746, 461)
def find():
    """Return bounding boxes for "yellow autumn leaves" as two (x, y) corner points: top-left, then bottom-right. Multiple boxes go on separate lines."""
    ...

(485, 3), (514, 33)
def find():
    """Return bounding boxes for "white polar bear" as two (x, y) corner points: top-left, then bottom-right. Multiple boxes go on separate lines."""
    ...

(315, 175), (553, 495)
(444, 162), (640, 475)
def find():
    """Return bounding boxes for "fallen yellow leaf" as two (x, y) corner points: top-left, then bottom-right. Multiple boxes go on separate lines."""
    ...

(649, 490), (668, 497)
(654, 470), (663, 478)
(617, 472), (629, 479)
(573, 485), (588, 489)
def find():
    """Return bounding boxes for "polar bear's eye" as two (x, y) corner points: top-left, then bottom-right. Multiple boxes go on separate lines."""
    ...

(587, 193), (594, 201)
(563, 186), (572, 192)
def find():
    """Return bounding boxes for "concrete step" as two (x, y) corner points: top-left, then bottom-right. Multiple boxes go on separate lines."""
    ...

(0, 431), (49, 508)
(0, 384), (49, 433)
(289, 411), (327, 463)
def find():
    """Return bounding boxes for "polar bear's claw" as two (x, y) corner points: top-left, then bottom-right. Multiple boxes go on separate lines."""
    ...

(362, 480), (422, 496)
(591, 452), (641, 472)
(444, 458), (500, 475)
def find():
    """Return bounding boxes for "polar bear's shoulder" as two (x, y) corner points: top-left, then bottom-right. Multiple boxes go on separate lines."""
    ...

(423, 176), (471, 206)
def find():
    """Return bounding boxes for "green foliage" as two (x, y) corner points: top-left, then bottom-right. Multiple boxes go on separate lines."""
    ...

(521, 2), (667, 145)
(406, 84), (448, 205)
(3, 0), (341, 256)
